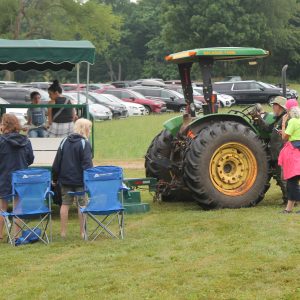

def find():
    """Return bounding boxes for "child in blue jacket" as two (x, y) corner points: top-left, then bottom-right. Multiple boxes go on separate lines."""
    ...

(52, 118), (93, 238)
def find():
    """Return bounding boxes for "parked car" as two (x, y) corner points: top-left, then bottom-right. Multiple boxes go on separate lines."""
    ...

(164, 80), (182, 85)
(130, 86), (202, 112)
(27, 82), (51, 90)
(0, 98), (27, 125)
(135, 78), (164, 84)
(222, 76), (242, 82)
(101, 94), (145, 116)
(111, 81), (136, 88)
(0, 81), (17, 85)
(213, 80), (297, 104)
(193, 87), (235, 107)
(63, 93), (112, 120)
(85, 92), (128, 118)
(99, 88), (167, 115)
(62, 83), (114, 94)
(166, 84), (206, 104)
(86, 83), (115, 93)
(139, 79), (166, 87)
(0, 87), (49, 104)
(62, 83), (85, 92)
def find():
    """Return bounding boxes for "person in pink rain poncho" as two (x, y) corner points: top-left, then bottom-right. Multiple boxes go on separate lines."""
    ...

(278, 99), (300, 213)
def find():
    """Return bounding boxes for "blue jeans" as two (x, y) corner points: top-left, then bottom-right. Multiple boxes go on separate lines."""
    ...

(28, 127), (47, 138)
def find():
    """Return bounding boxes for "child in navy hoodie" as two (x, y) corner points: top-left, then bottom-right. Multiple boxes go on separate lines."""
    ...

(52, 118), (93, 238)
(0, 114), (34, 240)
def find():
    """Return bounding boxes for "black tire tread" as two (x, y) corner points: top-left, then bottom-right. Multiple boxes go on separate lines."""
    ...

(183, 121), (271, 209)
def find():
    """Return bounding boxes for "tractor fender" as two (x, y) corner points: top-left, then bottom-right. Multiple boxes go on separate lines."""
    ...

(163, 114), (258, 137)
(187, 114), (258, 136)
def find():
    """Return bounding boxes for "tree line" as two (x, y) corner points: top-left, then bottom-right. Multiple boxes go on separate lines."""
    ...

(1, 0), (300, 83)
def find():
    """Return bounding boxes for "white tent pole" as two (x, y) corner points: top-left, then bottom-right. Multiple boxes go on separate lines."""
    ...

(86, 63), (90, 103)
(76, 63), (80, 104)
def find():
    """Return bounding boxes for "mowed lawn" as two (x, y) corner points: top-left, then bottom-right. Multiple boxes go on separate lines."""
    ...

(93, 112), (180, 161)
(2, 109), (300, 299)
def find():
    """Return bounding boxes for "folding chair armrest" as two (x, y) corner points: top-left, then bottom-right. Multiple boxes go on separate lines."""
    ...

(44, 188), (54, 198)
(68, 190), (87, 197)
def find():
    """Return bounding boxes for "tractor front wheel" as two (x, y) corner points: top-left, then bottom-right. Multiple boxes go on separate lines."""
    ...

(183, 121), (270, 209)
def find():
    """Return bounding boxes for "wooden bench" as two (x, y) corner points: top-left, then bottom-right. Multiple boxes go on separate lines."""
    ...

(30, 138), (63, 167)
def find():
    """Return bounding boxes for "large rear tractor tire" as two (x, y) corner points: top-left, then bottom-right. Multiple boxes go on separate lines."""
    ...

(145, 129), (173, 181)
(145, 129), (192, 201)
(184, 121), (270, 209)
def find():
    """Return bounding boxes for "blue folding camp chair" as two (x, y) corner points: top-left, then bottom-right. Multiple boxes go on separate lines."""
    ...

(74, 166), (126, 241)
(0, 168), (52, 246)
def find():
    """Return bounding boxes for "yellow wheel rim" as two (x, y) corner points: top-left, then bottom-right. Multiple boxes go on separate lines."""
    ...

(209, 142), (257, 196)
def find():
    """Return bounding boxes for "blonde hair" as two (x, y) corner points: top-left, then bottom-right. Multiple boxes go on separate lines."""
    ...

(73, 118), (92, 139)
(289, 106), (300, 119)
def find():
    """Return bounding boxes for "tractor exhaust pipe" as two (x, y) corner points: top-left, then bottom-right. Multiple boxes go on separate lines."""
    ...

(282, 64), (288, 98)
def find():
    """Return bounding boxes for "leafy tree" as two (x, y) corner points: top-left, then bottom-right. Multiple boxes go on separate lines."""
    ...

(1, 0), (300, 82)
(0, 0), (122, 82)
(160, 0), (300, 79)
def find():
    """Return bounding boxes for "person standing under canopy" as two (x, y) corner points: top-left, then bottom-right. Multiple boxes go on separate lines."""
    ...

(47, 80), (76, 138)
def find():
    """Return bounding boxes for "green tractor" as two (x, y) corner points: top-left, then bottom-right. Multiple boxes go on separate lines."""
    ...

(145, 47), (283, 209)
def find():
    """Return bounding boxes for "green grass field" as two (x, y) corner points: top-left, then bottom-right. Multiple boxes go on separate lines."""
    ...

(93, 113), (181, 161)
(2, 109), (300, 300)
(289, 83), (300, 93)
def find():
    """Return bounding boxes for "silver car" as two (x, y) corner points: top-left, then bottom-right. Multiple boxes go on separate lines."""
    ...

(0, 97), (27, 125)
(63, 93), (112, 120)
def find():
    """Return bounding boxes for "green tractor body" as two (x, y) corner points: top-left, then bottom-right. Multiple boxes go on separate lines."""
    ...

(145, 47), (283, 209)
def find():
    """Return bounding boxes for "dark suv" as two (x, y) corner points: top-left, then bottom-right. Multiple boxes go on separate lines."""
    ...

(130, 86), (202, 112)
(213, 80), (297, 104)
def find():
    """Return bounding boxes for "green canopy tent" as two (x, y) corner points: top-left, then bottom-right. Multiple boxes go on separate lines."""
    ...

(0, 39), (96, 99)
(0, 39), (97, 160)
(0, 39), (95, 70)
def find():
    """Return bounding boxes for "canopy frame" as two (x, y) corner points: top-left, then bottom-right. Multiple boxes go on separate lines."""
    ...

(0, 39), (96, 104)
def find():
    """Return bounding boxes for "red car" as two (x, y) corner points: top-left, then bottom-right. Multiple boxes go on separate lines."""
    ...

(86, 83), (115, 93)
(62, 83), (114, 93)
(99, 89), (167, 114)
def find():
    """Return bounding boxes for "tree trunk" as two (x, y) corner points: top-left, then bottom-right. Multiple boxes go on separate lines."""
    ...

(118, 62), (122, 81)
(4, 71), (13, 81)
(14, 0), (24, 39)
(6, 0), (25, 81)
(105, 59), (116, 81)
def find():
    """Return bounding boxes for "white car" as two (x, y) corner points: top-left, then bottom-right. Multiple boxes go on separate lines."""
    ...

(101, 94), (145, 116)
(63, 93), (112, 121)
(193, 87), (235, 107)
(0, 98), (27, 126)
(216, 92), (236, 107)
(0, 81), (17, 85)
